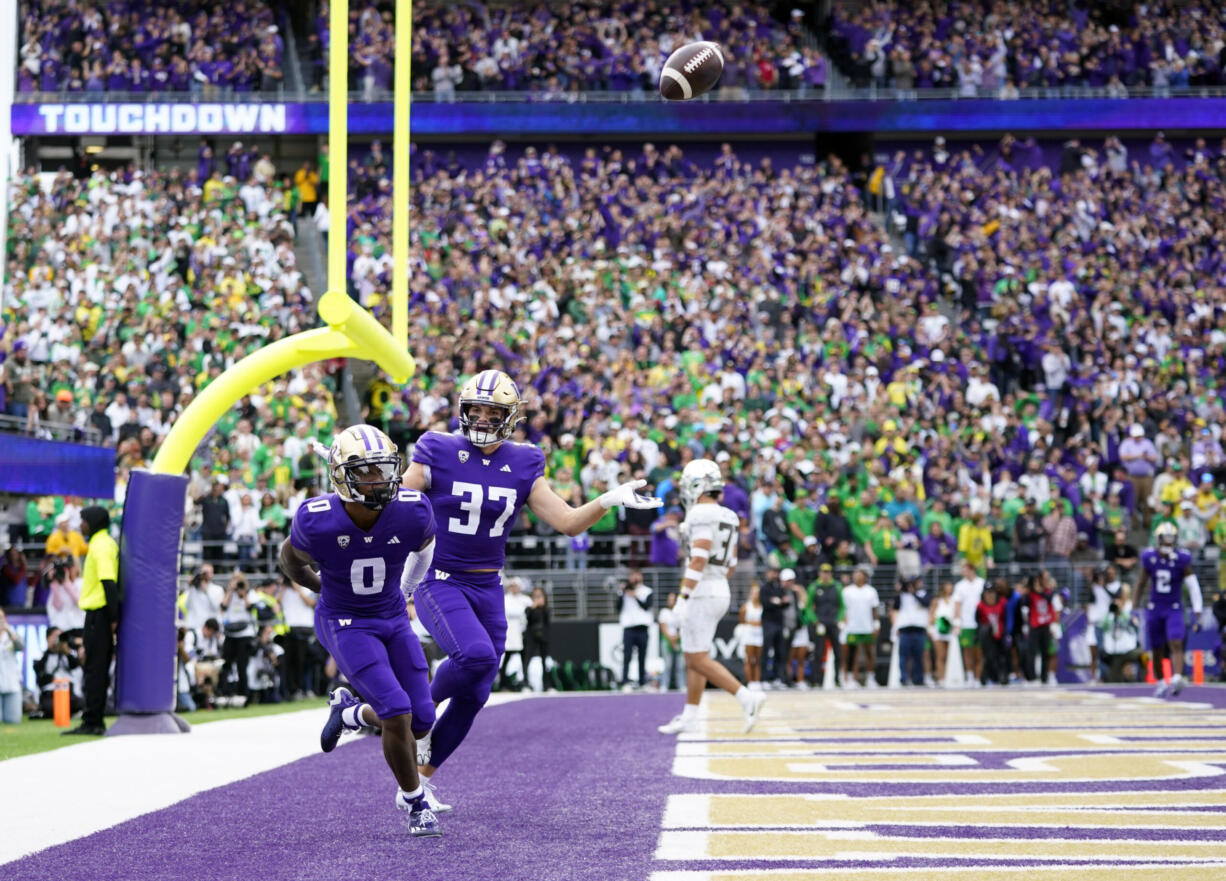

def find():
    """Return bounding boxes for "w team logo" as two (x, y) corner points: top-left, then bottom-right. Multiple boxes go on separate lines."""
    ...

(458, 451), (469, 463)
(337, 536), (350, 548)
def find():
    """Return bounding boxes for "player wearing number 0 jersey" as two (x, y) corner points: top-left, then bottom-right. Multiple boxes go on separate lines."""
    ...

(1136, 522), (1204, 698)
(279, 424), (441, 837)
(402, 370), (661, 809)
(658, 459), (766, 737)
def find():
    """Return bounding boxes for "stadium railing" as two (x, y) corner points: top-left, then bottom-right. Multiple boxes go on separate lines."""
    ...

(0, 414), (104, 446)
(15, 84), (1226, 104)
(10, 537), (1220, 621)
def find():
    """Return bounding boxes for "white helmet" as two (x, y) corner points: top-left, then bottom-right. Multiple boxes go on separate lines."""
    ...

(680, 458), (724, 508)
(458, 369), (522, 446)
(328, 424), (402, 509)
(1153, 521), (1178, 555)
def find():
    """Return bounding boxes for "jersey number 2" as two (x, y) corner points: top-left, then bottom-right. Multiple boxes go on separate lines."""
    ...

(448, 482), (517, 537)
(1155, 569), (1172, 594)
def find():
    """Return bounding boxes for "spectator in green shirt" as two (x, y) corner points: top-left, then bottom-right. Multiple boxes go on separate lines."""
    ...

(849, 489), (882, 546)
(921, 498), (955, 538)
(987, 500), (1014, 564)
(866, 513), (900, 565)
(786, 490), (817, 556)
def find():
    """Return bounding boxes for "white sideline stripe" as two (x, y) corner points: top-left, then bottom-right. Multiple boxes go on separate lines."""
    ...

(650, 867), (1226, 881)
(0, 693), (527, 865)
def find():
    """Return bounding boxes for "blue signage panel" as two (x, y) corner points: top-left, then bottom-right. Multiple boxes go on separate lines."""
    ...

(0, 434), (115, 498)
(13, 97), (1226, 137)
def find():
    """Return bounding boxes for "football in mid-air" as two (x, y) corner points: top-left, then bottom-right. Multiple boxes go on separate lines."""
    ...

(659, 41), (725, 100)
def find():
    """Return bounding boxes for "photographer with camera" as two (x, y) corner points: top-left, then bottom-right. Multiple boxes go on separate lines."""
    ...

(617, 569), (654, 690)
(34, 625), (84, 718)
(176, 626), (198, 712)
(0, 609), (26, 723)
(194, 618), (224, 708)
(1100, 586), (1143, 682)
(248, 624), (284, 704)
(181, 565), (224, 637)
(220, 573), (257, 703)
(45, 561), (84, 635)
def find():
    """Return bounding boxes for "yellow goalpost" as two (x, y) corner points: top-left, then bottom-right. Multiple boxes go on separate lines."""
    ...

(116, 0), (414, 734)
(152, 0), (414, 475)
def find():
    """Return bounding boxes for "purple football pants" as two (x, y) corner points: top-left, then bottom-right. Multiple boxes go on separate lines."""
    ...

(413, 570), (507, 769)
(1145, 604), (1187, 650)
(315, 604), (435, 736)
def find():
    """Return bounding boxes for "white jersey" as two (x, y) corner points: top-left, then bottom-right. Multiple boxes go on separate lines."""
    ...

(682, 501), (739, 599)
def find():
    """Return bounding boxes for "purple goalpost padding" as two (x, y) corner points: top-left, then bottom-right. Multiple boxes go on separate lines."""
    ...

(107, 470), (191, 736)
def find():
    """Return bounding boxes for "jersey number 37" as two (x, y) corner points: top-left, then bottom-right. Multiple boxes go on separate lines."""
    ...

(448, 482), (518, 538)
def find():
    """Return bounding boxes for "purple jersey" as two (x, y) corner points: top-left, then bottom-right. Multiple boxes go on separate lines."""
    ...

(411, 431), (546, 573)
(289, 489), (435, 618)
(1139, 547), (1192, 609)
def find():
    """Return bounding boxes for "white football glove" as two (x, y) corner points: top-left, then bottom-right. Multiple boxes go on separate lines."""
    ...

(673, 596), (689, 626)
(598, 478), (663, 510)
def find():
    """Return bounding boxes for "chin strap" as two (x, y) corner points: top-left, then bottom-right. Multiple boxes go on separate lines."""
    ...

(400, 541), (435, 602)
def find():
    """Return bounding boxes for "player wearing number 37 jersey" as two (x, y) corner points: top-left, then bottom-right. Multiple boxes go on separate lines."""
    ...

(279, 424), (442, 837)
(402, 370), (661, 810)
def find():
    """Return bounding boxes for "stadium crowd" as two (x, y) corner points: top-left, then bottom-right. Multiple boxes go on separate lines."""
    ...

(17, 0), (285, 93)
(5, 133), (1226, 579)
(5, 129), (1226, 713)
(827, 0), (1226, 94)
(316, 0), (825, 97)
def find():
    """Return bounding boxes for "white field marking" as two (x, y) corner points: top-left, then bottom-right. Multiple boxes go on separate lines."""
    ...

(1081, 734), (1125, 744)
(658, 792), (1226, 830)
(952, 734), (990, 744)
(649, 866), (1226, 881)
(653, 829), (1226, 862)
(0, 692), (527, 866)
(785, 754), (978, 773)
(672, 752), (1226, 784)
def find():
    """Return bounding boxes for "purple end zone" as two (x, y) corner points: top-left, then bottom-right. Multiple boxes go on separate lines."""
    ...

(1, 694), (680, 881)
(6, 688), (1226, 880)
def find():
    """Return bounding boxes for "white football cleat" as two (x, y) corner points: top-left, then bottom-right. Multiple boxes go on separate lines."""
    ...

(421, 777), (452, 813)
(743, 692), (767, 733)
(415, 729), (432, 767)
(658, 714), (697, 735)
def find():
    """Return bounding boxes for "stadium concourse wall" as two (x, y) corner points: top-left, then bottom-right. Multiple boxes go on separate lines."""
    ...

(13, 96), (1226, 138)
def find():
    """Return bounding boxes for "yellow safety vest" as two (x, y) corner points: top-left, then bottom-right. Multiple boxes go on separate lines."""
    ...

(79, 531), (120, 611)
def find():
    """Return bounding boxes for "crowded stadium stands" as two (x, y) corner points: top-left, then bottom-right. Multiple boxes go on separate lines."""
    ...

(17, 0), (285, 93)
(826, 0), (1226, 94)
(332, 0), (824, 95)
(5, 133), (1226, 608)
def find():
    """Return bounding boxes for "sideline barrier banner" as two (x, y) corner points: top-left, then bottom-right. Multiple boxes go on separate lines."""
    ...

(16, 97), (1226, 136)
(0, 433), (114, 497)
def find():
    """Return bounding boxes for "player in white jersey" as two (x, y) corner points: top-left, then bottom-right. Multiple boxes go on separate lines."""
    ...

(659, 460), (768, 735)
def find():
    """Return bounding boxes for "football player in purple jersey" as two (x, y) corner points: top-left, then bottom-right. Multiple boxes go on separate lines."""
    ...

(402, 369), (661, 811)
(279, 424), (442, 837)
(1136, 522), (1204, 698)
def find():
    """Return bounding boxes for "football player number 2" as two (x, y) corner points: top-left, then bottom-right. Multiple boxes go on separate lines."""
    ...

(448, 482), (517, 537)
(350, 557), (386, 595)
(1155, 569), (1172, 594)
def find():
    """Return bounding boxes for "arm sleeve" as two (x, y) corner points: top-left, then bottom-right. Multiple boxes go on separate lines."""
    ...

(399, 541), (435, 601)
(1185, 571), (1204, 615)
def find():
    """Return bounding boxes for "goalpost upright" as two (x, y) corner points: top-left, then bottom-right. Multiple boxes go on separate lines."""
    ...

(109, 0), (414, 735)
